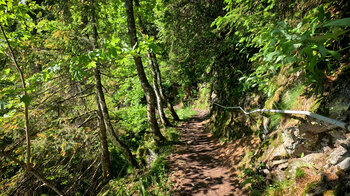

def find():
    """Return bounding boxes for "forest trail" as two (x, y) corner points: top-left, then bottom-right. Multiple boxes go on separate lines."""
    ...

(168, 110), (247, 196)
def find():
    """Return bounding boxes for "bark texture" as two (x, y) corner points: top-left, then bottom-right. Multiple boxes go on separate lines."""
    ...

(94, 67), (138, 168)
(95, 95), (112, 179)
(146, 52), (172, 126)
(151, 52), (180, 121)
(134, 0), (179, 122)
(125, 0), (166, 145)
(90, 0), (138, 168)
(89, 0), (112, 176)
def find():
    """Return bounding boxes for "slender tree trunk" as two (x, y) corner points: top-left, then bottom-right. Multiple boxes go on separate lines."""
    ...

(1, 23), (63, 196)
(90, 0), (138, 168)
(133, 0), (169, 126)
(88, 0), (112, 176)
(168, 100), (180, 120)
(94, 67), (139, 168)
(146, 52), (172, 126)
(132, 1), (171, 126)
(95, 96), (111, 179)
(0, 24), (31, 166)
(134, 0), (179, 121)
(150, 53), (180, 121)
(125, 0), (166, 145)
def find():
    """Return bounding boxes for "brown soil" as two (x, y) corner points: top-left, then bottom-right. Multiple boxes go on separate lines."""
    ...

(168, 110), (248, 196)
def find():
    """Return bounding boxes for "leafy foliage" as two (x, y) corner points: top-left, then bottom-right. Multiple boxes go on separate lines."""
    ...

(1, 0), (349, 194)
(0, 0), (181, 194)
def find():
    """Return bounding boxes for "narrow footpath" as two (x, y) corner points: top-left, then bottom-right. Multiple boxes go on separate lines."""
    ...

(168, 110), (247, 196)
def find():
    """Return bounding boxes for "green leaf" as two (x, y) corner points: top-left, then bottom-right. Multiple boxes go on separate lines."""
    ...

(7, 0), (13, 11)
(308, 56), (317, 72)
(87, 61), (97, 69)
(317, 5), (324, 23)
(149, 43), (163, 54)
(4, 68), (11, 75)
(301, 46), (313, 60)
(328, 50), (340, 60)
(241, 177), (253, 187)
(317, 45), (328, 57)
(265, 51), (279, 61)
(71, 66), (87, 81)
(323, 17), (350, 27)
(20, 94), (32, 105)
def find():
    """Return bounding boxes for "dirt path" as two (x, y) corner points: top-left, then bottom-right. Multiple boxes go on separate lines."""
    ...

(168, 110), (247, 196)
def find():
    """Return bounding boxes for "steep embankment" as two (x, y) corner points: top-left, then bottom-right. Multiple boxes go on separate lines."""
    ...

(168, 110), (247, 196)
(209, 69), (350, 195)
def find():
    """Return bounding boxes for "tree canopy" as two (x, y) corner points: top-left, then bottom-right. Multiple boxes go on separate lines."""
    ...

(1, 0), (349, 195)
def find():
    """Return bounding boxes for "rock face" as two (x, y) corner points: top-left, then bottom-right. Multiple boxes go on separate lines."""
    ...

(281, 127), (300, 155)
(329, 145), (350, 165)
(215, 72), (350, 195)
(328, 137), (350, 166)
(281, 126), (319, 157)
(302, 153), (326, 168)
(259, 118), (350, 194)
(338, 157), (350, 171)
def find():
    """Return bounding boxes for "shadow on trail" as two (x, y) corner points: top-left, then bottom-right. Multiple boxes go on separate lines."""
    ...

(168, 111), (247, 196)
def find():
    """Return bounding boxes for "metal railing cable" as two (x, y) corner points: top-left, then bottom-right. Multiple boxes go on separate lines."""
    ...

(212, 102), (350, 131)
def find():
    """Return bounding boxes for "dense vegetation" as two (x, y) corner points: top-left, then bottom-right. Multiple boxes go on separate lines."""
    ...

(1, 0), (349, 195)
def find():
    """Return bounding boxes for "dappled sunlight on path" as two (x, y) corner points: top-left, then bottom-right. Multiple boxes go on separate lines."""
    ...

(168, 110), (247, 196)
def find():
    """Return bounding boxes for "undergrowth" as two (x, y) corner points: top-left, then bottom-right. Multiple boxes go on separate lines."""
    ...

(98, 146), (174, 196)
(176, 106), (197, 120)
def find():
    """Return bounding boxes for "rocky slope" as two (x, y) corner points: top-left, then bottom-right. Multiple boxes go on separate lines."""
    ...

(209, 68), (350, 195)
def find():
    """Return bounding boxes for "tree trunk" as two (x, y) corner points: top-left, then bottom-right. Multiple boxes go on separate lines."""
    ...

(95, 96), (111, 179)
(150, 52), (180, 121)
(94, 67), (139, 168)
(0, 24), (31, 166)
(90, 0), (138, 168)
(134, 0), (179, 121)
(125, 0), (166, 145)
(88, 0), (112, 176)
(146, 52), (172, 126)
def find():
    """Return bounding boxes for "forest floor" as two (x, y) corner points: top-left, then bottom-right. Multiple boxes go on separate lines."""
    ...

(168, 110), (248, 196)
